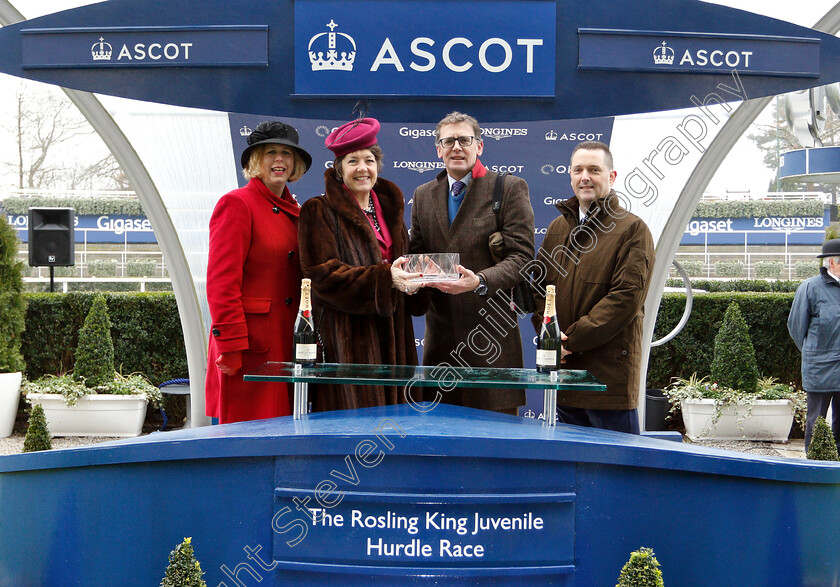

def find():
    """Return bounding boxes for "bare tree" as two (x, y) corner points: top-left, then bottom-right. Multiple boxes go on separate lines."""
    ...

(66, 154), (130, 191)
(2, 82), (130, 191)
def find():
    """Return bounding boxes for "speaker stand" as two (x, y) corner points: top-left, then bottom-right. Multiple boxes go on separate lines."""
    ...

(49, 266), (55, 293)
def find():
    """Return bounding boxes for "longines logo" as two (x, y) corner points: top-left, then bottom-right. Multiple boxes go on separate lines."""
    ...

(481, 127), (527, 141)
(392, 161), (445, 173)
(308, 20), (356, 71)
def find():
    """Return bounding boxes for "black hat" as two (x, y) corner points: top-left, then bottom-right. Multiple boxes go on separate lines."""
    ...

(240, 121), (312, 172)
(817, 239), (840, 258)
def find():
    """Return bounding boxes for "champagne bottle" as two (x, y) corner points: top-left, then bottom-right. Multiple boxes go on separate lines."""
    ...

(536, 285), (561, 373)
(293, 278), (317, 367)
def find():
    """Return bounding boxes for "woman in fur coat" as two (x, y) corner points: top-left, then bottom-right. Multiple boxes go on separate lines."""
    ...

(298, 117), (426, 411)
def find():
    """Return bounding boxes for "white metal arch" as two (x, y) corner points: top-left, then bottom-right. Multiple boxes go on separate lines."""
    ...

(638, 3), (840, 426)
(0, 0), (211, 427)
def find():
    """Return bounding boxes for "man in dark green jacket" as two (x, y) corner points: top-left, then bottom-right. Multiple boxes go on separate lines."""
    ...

(533, 141), (655, 434)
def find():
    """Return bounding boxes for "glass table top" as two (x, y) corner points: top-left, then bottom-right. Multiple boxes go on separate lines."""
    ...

(245, 362), (606, 390)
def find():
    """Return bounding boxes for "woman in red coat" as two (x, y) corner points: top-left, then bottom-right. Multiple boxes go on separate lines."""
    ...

(205, 121), (312, 423)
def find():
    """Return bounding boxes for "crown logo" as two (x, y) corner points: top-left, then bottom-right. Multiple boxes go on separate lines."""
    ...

(309, 20), (356, 72)
(239, 125), (252, 137)
(653, 41), (674, 65)
(91, 37), (112, 61)
(545, 130), (558, 141)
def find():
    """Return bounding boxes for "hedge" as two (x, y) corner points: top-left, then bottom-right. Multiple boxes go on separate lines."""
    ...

(127, 259), (157, 277)
(87, 259), (117, 277)
(754, 261), (783, 279)
(692, 200), (824, 219)
(796, 261), (821, 279)
(664, 279), (801, 292)
(22, 292), (187, 385)
(1, 197), (144, 216)
(714, 260), (744, 277)
(676, 260), (703, 276)
(648, 292), (800, 389)
(19, 290), (805, 396)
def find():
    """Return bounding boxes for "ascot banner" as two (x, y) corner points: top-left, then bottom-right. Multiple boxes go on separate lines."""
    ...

(295, 0), (555, 97)
(3, 0), (840, 121)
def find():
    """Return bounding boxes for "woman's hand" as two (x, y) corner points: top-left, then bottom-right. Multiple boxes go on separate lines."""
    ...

(216, 351), (243, 376)
(391, 256), (423, 295)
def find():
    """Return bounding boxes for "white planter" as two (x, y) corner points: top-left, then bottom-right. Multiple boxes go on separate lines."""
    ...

(27, 393), (148, 438)
(0, 372), (22, 438)
(681, 398), (794, 442)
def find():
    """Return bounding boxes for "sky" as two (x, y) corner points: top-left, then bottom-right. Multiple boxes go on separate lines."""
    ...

(0, 0), (835, 196)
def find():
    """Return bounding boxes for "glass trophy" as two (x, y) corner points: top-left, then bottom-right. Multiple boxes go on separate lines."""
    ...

(403, 253), (460, 281)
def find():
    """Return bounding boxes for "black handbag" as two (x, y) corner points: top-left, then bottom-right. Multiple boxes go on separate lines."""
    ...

(487, 172), (536, 315)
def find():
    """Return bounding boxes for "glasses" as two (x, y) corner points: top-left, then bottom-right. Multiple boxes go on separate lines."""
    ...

(437, 136), (476, 148)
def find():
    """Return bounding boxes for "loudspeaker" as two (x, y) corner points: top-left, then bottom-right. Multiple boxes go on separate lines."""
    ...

(28, 207), (75, 267)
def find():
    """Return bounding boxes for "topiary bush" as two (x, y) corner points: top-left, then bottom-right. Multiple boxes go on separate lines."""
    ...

(161, 537), (206, 587)
(73, 294), (115, 387)
(616, 546), (664, 587)
(0, 214), (27, 373)
(714, 260), (744, 278)
(710, 302), (759, 392)
(807, 416), (839, 461)
(22, 403), (51, 453)
(22, 292), (187, 385)
(754, 261), (783, 279)
(676, 260), (703, 277)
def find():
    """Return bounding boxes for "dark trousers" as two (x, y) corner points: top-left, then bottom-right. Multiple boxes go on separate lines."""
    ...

(556, 406), (640, 435)
(805, 392), (840, 453)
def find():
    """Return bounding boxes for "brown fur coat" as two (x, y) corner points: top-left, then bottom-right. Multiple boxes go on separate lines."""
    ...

(298, 169), (425, 411)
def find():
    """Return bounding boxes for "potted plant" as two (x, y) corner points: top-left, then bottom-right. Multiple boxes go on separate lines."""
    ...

(161, 537), (206, 587)
(0, 213), (27, 438)
(664, 302), (805, 442)
(24, 295), (162, 437)
(22, 403), (52, 453)
(806, 417), (839, 461)
(616, 546), (664, 587)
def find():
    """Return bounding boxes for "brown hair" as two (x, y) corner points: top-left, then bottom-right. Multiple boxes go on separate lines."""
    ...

(571, 141), (614, 171)
(434, 111), (482, 141)
(333, 144), (385, 183)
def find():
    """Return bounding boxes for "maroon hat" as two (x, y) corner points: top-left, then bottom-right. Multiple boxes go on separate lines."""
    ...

(325, 118), (380, 157)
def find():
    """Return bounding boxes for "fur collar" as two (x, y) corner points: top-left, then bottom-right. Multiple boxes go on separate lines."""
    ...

(323, 168), (405, 235)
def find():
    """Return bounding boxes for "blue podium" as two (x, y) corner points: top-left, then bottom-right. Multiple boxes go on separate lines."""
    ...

(0, 365), (837, 585)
